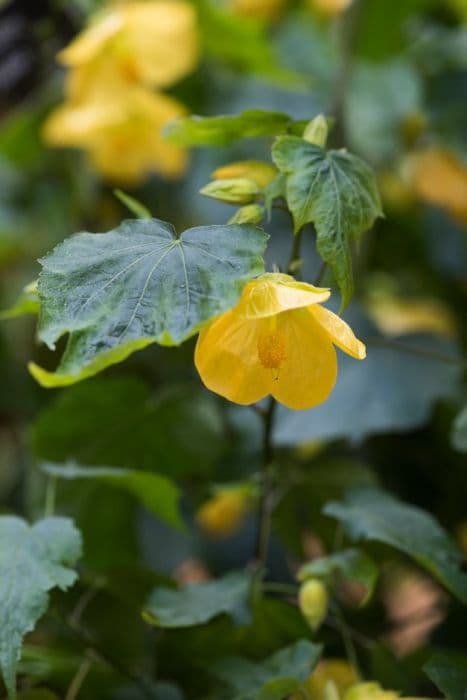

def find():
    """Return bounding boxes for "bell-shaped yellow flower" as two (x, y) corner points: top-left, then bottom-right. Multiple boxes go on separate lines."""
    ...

(195, 273), (366, 410)
(58, 0), (199, 90)
(43, 86), (187, 183)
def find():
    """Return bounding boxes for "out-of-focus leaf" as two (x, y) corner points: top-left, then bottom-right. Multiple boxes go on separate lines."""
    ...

(30, 218), (267, 387)
(115, 682), (185, 700)
(452, 403), (467, 453)
(0, 517), (81, 698)
(199, 0), (291, 80)
(298, 548), (378, 604)
(272, 137), (382, 307)
(213, 639), (321, 700)
(324, 488), (467, 602)
(424, 651), (467, 700)
(40, 462), (182, 529)
(32, 378), (225, 477)
(164, 110), (306, 147)
(143, 571), (252, 628)
(274, 318), (461, 444)
(17, 691), (59, 700)
(0, 281), (39, 320)
(345, 60), (422, 164)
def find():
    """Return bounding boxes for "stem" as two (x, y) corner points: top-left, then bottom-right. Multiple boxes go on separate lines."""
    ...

(262, 582), (298, 596)
(65, 656), (93, 700)
(366, 337), (467, 368)
(287, 228), (304, 275)
(331, 603), (362, 679)
(255, 397), (277, 563)
(44, 475), (57, 517)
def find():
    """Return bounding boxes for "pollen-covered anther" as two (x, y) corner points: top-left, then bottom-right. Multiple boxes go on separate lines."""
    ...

(257, 330), (287, 370)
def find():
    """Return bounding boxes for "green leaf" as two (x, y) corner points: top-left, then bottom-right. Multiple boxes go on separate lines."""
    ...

(198, 0), (291, 80)
(114, 189), (151, 219)
(424, 651), (467, 700)
(32, 378), (225, 478)
(30, 218), (267, 387)
(272, 137), (382, 308)
(0, 281), (39, 320)
(143, 572), (252, 628)
(164, 110), (306, 147)
(298, 548), (378, 605)
(0, 516), (81, 699)
(40, 462), (182, 529)
(452, 403), (467, 453)
(324, 488), (467, 603)
(213, 639), (322, 700)
(345, 60), (422, 164)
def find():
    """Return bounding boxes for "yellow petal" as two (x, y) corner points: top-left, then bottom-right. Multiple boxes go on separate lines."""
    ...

(195, 310), (271, 405)
(239, 273), (330, 319)
(309, 305), (366, 359)
(58, 9), (124, 65)
(271, 309), (337, 409)
(410, 147), (467, 223)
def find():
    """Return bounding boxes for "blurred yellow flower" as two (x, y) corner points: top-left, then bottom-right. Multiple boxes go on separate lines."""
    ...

(58, 0), (199, 90)
(43, 86), (187, 183)
(195, 273), (366, 410)
(310, 0), (353, 16)
(366, 294), (456, 338)
(196, 487), (251, 538)
(410, 147), (467, 223)
(306, 659), (357, 698)
(229, 0), (287, 21)
(212, 160), (277, 188)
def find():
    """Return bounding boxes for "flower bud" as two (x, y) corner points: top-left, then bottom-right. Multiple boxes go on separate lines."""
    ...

(200, 178), (259, 204)
(212, 160), (277, 188)
(298, 578), (329, 631)
(228, 204), (264, 225)
(303, 114), (329, 148)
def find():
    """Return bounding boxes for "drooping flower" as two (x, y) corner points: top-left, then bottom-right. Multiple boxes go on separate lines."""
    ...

(58, 0), (199, 90)
(43, 86), (187, 183)
(195, 273), (366, 410)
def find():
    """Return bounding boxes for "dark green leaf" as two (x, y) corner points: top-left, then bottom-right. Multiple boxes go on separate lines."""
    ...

(298, 548), (378, 605)
(424, 651), (467, 700)
(40, 462), (182, 529)
(324, 488), (467, 603)
(143, 572), (252, 628)
(32, 378), (225, 477)
(272, 137), (382, 307)
(0, 517), (81, 698)
(452, 403), (467, 453)
(213, 639), (321, 700)
(164, 110), (306, 147)
(30, 218), (267, 387)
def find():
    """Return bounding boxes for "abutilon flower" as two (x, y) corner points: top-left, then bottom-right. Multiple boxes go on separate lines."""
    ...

(195, 273), (366, 410)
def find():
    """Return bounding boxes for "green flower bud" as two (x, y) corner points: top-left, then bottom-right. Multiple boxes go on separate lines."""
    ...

(200, 178), (259, 204)
(228, 204), (264, 225)
(298, 578), (329, 631)
(303, 114), (329, 148)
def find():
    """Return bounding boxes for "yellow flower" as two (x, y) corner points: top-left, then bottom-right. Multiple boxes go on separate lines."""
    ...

(344, 684), (399, 700)
(58, 0), (199, 90)
(196, 487), (251, 538)
(308, 659), (357, 698)
(195, 273), (366, 410)
(410, 147), (467, 223)
(309, 0), (353, 16)
(366, 294), (456, 338)
(43, 86), (187, 183)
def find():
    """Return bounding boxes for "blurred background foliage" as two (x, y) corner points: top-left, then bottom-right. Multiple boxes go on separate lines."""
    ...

(0, 0), (466, 698)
